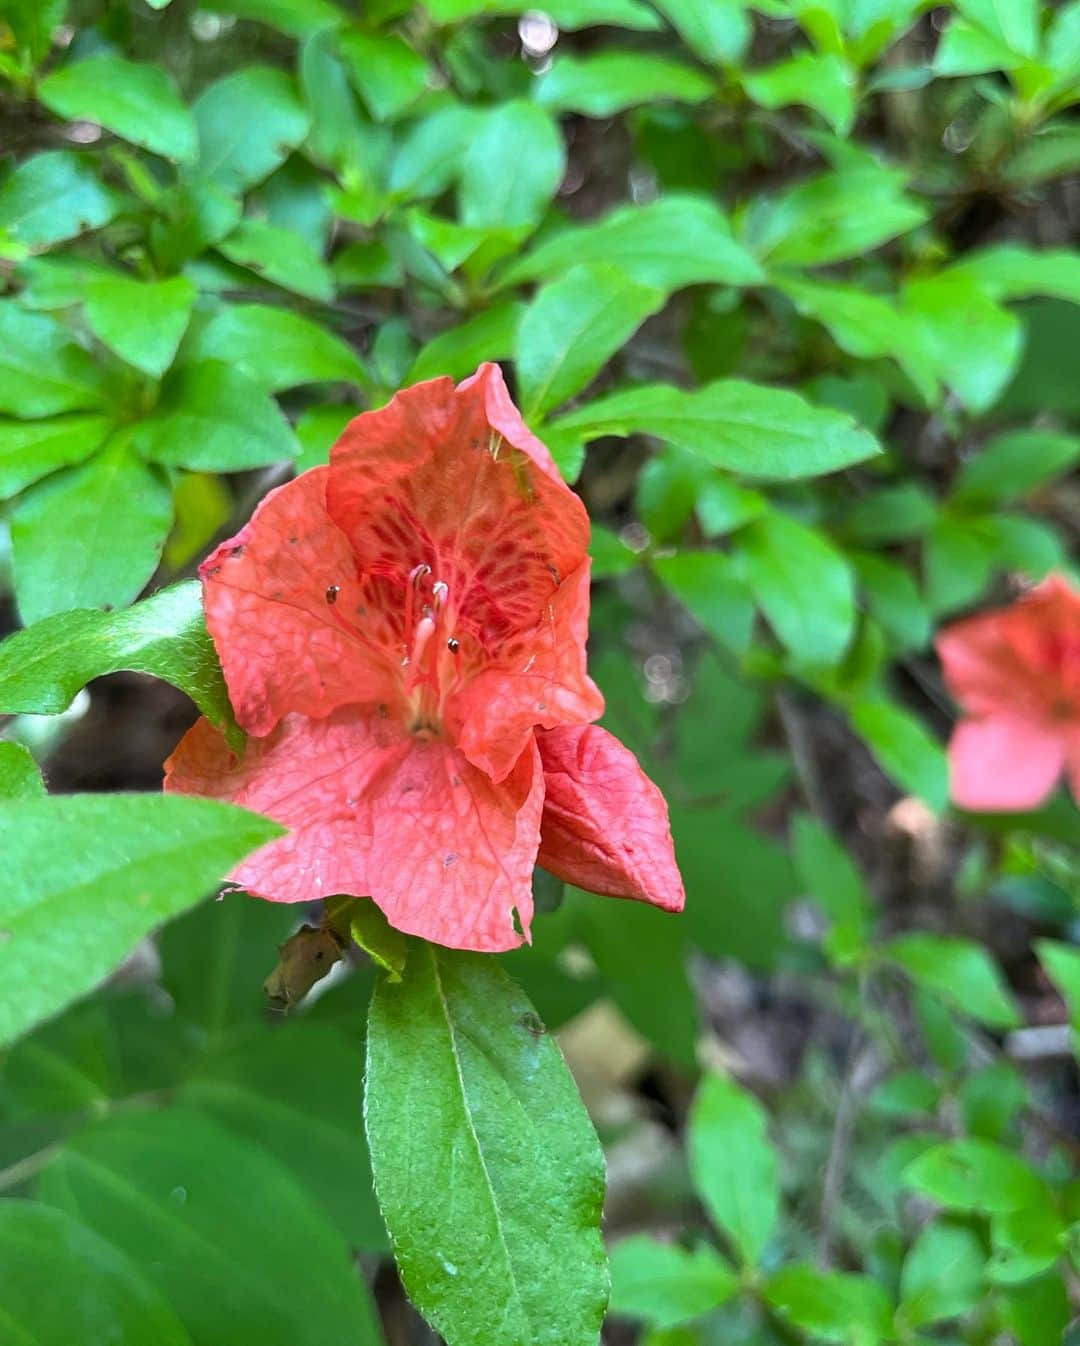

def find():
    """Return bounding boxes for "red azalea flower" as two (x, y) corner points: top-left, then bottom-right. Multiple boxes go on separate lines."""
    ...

(936, 573), (1080, 812)
(165, 364), (684, 952)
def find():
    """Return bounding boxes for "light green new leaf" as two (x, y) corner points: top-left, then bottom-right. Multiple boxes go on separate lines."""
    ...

(0, 795), (281, 1045)
(0, 1201), (193, 1346)
(0, 150), (119, 247)
(11, 435), (173, 624)
(883, 932), (1020, 1029)
(0, 742), (45, 800)
(0, 580), (239, 748)
(192, 68), (311, 193)
(653, 552), (755, 656)
(39, 56), (197, 163)
(503, 196), (763, 291)
(84, 274), (196, 378)
(689, 1073), (778, 1265)
(0, 413), (112, 501)
(900, 1221), (986, 1328)
(849, 696), (948, 811)
(737, 511), (856, 665)
(652, 0), (751, 64)
(3, 0), (67, 66)
(517, 263), (662, 419)
(0, 303), (109, 417)
(902, 1138), (1051, 1214)
(188, 304), (366, 391)
(609, 1237), (737, 1329)
(365, 942), (608, 1346)
(460, 101), (566, 231)
(764, 1265), (893, 1344)
(743, 51), (857, 134)
(217, 219), (334, 303)
(536, 51), (714, 116)
(950, 245), (1080, 306)
(552, 380), (880, 479)
(338, 29), (430, 121)
(36, 1108), (382, 1346)
(136, 361), (299, 472)
(425, 0), (660, 23)
(207, 0), (344, 35)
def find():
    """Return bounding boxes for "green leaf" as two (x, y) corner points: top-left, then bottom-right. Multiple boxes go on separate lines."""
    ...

(764, 1265), (893, 1344)
(36, 1108), (382, 1346)
(207, 0), (344, 35)
(2, 0), (67, 66)
(0, 580), (239, 748)
(192, 68), (311, 194)
(0, 413), (112, 501)
(844, 482), (938, 544)
(0, 150), (118, 247)
(39, 55), (197, 163)
(135, 361), (298, 471)
(743, 52), (857, 134)
(589, 524), (638, 579)
(389, 103), (483, 200)
(746, 166), (927, 267)
(188, 304), (366, 391)
(536, 51), (714, 116)
(217, 219), (334, 303)
(0, 302), (109, 416)
(689, 1073), (778, 1265)
(883, 933), (1020, 1029)
(851, 553), (932, 651)
(653, 552), (755, 656)
(737, 511), (856, 664)
(84, 274), (196, 379)
(0, 741), (45, 800)
(151, 181), (242, 272)
(609, 1237), (738, 1329)
(0, 1200), (193, 1346)
(791, 813), (872, 964)
(181, 1020), (386, 1250)
(294, 403), (354, 472)
(1034, 939), (1080, 1052)
(950, 245), (1080, 306)
(902, 1139), (1050, 1214)
(338, 29), (430, 121)
(924, 516), (996, 614)
(516, 263), (662, 419)
(899, 1221), (986, 1327)
(407, 300), (525, 384)
(365, 942), (607, 1346)
(459, 101), (566, 231)
(11, 436), (173, 624)
(652, 0), (751, 64)
(342, 900), (408, 981)
(0, 795), (281, 1045)
(503, 195), (763, 292)
(848, 695), (948, 812)
(554, 380), (880, 479)
(952, 429), (1080, 506)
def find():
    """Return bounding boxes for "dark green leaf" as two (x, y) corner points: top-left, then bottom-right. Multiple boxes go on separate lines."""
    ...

(0, 413), (111, 501)
(902, 1139), (1050, 1214)
(689, 1072), (778, 1266)
(84, 275), (196, 379)
(904, 273), (1023, 413)
(952, 429), (1080, 505)
(0, 795), (281, 1045)
(743, 52), (857, 134)
(516, 263), (662, 419)
(899, 1221), (986, 1327)
(135, 361), (298, 471)
(851, 553), (932, 651)
(39, 56), (197, 163)
(654, 552), (755, 656)
(536, 52), (714, 116)
(192, 68), (311, 193)
(0, 1200), (193, 1346)
(365, 942), (607, 1346)
(36, 1108), (382, 1346)
(849, 696), (948, 811)
(884, 933), (1020, 1028)
(11, 436), (172, 624)
(217, 219), (334, 303)
(0, 150), (118, 247)
(791, 813), (872, 964)
(338, 30), (430, 121)
(389, 103), (483, 200)
(407, 300), (524, 384)
(553, 380), (881, 479)
(0, 742), (45, 800)
(208, 0), (343, 35)
(764, 1265), (893, 1343)
(1034, 940), (1080, 1051)
(188, 304), (366, 391)
(652, 0), (751, 64)
(0, 580), (239, 748)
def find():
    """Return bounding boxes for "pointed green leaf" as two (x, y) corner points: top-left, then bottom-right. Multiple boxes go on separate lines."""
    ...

(188, 304), (366, 391)
(0, 742), (45, 800)
(85, 275), (196, 378)
(460, 101), (566, 232)
(0, 150), (119, 247)
(0, 413), (112, 501)
(0, 303), (109, 417)
(192, 68), (311, 193)
(883, 932), (1020, 1029)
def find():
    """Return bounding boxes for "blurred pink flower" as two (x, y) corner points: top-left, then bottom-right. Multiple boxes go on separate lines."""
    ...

(936, 574), (1080, 812)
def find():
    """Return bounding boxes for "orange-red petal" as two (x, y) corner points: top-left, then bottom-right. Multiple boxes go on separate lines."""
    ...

(947, 714), (1066, 812)
(535, 724), (685, 913)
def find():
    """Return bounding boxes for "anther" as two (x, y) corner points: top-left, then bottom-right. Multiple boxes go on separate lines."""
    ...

(325, 585), (340, 604)
(447, 637), (460, 653)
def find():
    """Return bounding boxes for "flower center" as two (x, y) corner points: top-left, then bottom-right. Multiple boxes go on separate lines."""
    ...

(401, 564), (458, 737)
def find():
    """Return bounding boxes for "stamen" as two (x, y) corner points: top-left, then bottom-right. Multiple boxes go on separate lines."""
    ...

(325, 585), (339, 605)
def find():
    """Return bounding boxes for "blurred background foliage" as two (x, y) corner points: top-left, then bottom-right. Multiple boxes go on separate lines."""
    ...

(1, 0), (1079, 1342)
